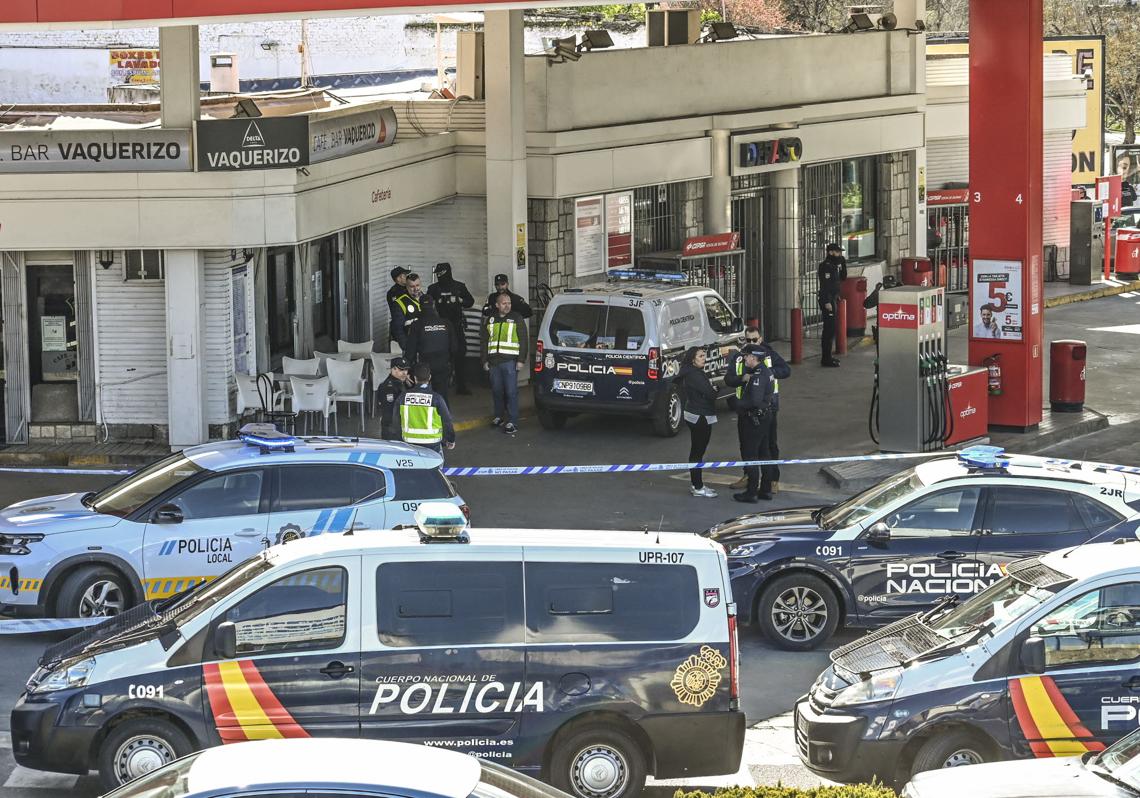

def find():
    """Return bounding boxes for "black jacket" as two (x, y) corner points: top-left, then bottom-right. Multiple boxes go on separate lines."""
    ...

(482, 290), (532, 320)
(406, 312), (458, 364)
(376, 374), (410, 430)
(428, 266), (475, 332)
(678, 364), (717, 417)
(817, 256), (848, 304)
(737, 364), (775, 417)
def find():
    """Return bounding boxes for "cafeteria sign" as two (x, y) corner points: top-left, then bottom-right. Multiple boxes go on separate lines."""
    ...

(110, 48), (160, 85)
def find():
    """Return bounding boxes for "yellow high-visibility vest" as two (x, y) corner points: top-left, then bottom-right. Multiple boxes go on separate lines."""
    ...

(400, 391), (442, 444)
(486, 316), (521, 356)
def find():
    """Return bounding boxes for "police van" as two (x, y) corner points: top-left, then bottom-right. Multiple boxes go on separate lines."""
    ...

(0, 430), (466, 619)
(12, 505), (745, 798)
(795, 518), (1140, 786)
(705, 447), (1140, 650)
(533, 271), (744, 436)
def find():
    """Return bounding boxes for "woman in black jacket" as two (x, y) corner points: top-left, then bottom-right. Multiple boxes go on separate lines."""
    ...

(678, 346), (719, 498)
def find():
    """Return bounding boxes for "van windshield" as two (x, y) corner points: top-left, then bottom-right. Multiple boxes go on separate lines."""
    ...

(548, 302), (646, 351)
(821, 468), (925, 530)
(928, 572), (1069, 638)
(161, 552), (276, 625)
(89, 453), (205, 518)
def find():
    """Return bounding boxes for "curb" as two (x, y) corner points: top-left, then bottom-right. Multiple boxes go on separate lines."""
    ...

(1045, 279), (1140, 308)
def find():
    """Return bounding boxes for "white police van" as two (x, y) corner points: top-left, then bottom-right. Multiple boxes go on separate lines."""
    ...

(0, 429), (467, 619)
(12, 506), (744, 798)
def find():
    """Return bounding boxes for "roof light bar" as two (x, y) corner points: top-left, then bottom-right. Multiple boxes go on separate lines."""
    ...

(238, 423), (298, 454)
(606, 269), (687, 283)
(414, 502), (469, 544)
(957, 445), (1009, 471)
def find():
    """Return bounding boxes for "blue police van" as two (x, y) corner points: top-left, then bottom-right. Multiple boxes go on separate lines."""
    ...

(704, 448), (1140, 650)
(12, 506), (744, 797)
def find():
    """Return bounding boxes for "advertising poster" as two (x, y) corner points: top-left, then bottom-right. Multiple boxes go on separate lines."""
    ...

(605, 191), (634, 268)
(972, 259), (1022, 342)
(574, 196), (605, 277)
(110, 48), (160, 85)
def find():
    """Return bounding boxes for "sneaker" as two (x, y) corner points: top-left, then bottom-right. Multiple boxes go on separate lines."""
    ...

(690, 486), (719, 498)
(729, 476), (748, 489)
(733, 492), (760, 504)
(822, 359), (841, 368)
(504, 423), (518, 436)
(491, 417), (503, 427)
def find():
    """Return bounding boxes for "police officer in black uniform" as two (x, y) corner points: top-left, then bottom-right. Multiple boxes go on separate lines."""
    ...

(404, 294), (459, 403)
(428, 262), (476, 395)
(817, 243), (847, 367)
(375, 357), (412, 441)
(481, 273), (533, 319)
(386, 267), (410, 343)
(734, 344), (776, 504)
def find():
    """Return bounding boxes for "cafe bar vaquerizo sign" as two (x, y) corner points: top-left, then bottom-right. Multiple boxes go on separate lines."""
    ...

(0, 128), (192, 173)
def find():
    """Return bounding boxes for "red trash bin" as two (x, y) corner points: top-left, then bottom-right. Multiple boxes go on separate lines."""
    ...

(901, 257), (933, 286)
(1050, 340), (1087, 413)
(1115, 228), (1140, 277)
(840, 277), (868, 336)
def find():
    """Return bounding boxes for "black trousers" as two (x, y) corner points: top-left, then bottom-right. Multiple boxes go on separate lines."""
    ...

(453, 328), (469, 392)
(820, 299), (838, 362)
(766, 410), (780, 484)
(686, 418), (713, 488)
(738, 415), (775, 497)
(425, 357), (452, 404)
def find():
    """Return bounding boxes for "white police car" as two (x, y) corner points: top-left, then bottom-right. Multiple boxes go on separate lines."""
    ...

(98, 738), (575, 798)
(0, 429), (467, 619)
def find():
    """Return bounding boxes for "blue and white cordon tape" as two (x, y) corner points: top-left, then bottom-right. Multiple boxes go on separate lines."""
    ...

(0, 616), (105, 635)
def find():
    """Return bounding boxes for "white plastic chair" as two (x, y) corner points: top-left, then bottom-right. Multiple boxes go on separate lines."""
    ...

(389, 340), (403, 355)
(327, 358), (367, 432)
(314, 350), (351, 376)
(235, 373), (283, 417)
(337, 340), (374, 359)
(289, 376), (337, 435)
(282, 356), (319, 376)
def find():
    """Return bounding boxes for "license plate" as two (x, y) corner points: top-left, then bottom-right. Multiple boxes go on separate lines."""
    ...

(554, 379), (594, 394)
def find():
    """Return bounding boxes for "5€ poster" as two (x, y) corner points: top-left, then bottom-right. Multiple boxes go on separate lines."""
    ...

(972, 259), (1022, 342)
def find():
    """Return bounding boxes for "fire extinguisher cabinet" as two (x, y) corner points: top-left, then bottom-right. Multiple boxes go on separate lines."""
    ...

(901, 257), (933, 286)
(840, 277), (868, 336)
(1050, 340), (1087, 413)
(1115, 228), (1140, 278)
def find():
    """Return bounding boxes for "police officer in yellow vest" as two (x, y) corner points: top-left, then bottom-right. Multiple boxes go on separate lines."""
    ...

(481, 292), (529, 436)
(396, 363), (456, 455)
(726, 326), (790, 490)
(392, 272), (425, 351)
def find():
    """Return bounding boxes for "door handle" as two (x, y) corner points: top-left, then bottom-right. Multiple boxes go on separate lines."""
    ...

(1125, 677), (1140, 692)
(937, 550), (968, 560)
(320, 661), (355, 679)
(234, 528), (261, 537)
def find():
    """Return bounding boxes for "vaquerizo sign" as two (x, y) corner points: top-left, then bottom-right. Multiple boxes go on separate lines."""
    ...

(196, 117), (310, 171)
(0, 128), (191, 173)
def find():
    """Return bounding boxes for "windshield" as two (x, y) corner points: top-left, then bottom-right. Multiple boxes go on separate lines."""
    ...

(821, 468), (925, 529)
(100, 751), (201, 798)
(929, 574), (1066, 637)
(161, 553), (275, 625)
(1098, 727), (1140, 790)
(90, 453), (205, 518)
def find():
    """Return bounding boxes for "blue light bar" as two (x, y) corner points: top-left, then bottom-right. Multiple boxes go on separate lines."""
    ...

(957, 445), (1008, 470)
(606, 269), (687, 283)
(238, 423), (298, 452)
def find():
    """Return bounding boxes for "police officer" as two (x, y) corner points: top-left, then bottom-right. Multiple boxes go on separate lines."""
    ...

(375, 357), (412, 441)
(725, 325), (760, 490)
(482, 292), (528, 436)
(391, 272), (425, 351)
(386, 267), (410, 343)
(751, 330), (790, 493)
(428, 262), (475, 395)
(818, 243), (847, 367)
(734, 344), (776, 504)
(481, 273), (533, 319)
(405, 294), (458, 403)
(396, 362), (456, 455)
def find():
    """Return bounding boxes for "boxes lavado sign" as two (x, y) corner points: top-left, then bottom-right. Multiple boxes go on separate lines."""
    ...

(0, 128), (191, 173)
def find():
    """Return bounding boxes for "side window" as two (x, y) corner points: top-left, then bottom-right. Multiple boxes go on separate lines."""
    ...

(702, 295), (735, 334)
(224, 567), (347, 656)
(660, 298), (704, 348)
(1031, 583), (1140, 668)
(168, 470), (264, 520)
(392, 468), (455, 501)
(273, 465), (384, 511)
(548, 303), (606, 349)
(525, 562), (699, 643)
(1073, 495), (1124, 535)
(377, 561), (523, 647)
(986, 488), (1087, 535)
(884, 487), (981, 538)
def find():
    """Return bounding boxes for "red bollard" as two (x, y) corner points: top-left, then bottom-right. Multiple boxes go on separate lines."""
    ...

(836, 298), (848, 355)
(790, 308), (803, 364)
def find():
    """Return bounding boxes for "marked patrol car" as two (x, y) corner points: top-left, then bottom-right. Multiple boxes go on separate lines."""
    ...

(704, 447), (1140, 650)
(0, 430), (467, 619)
(794, 519), (1140, 785)
(11, 505), (744, 798)
(533, 270), (744, 437)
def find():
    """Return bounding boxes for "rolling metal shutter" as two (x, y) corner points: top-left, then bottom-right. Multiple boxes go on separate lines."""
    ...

(926, 138), (969, 190)
(203, 250), (243, 424)
(1, 252), (29, 443)
(1043, 130), (1072, 248)
(73, 250), (96, 422)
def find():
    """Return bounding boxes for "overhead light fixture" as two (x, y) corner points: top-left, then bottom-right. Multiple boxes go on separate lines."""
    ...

(547, 36), (580, 63)
(877, 12), (898, 30)
(842, 12), (875, 32)
(913, 19), (926, 30)
(703, 21), (739, 42)
(576, 29), (614, 52)
(97, 250), (115, 269)
(233, 97), (262, 118)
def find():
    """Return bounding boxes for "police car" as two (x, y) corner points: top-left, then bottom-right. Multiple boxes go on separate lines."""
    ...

(12, 505), (744, 796)
(704, 447), (1140, 650)
(533, 271), (744, 436)
(97, 738), (576, 798)
(0, 428), (467, 619)
(795, 519), (1140, 786)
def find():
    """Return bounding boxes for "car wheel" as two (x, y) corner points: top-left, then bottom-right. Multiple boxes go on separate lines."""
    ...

(651, 384), (683, 437)
(55, 565), (132, 619)
(98, 718), (192, 789)
(537, 406), (568, 430)
(757, 573), (839, 651)
(550, 726), (647, 798)
(910, 730), (991, 777)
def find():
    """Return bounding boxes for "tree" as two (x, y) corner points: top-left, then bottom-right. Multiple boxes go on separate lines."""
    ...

(925, 0), (969, 33)
(701, 0), (787, 29)
(777, 0), (846, 31)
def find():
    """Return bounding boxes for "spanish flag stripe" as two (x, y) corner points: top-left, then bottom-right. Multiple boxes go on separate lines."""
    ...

(204, 663), (249, 744)
(1017, 676), (1102, 757)
(1009, 678), (1049, 756)
(1040, 676), (1101, 742)
(237, 660), (310, 738)
(217, 661), (284, 740)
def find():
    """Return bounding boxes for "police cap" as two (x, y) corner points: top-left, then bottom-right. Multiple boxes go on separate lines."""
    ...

(826, 242), (843, 254)
(494, 273), (509, 285)
(741, 344), (766, 357)
(391, 357), (408, 370)
(390, 266), (410, 280)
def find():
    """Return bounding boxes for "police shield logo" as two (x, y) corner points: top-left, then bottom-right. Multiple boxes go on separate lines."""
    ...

(703, 588), (721, 608)
(670, 646), (727, 708)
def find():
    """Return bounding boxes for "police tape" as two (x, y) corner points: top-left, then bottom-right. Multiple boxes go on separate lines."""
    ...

(0, 616), (105, 635)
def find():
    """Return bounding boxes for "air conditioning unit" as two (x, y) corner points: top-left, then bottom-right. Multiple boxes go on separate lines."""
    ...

(456, 31), (484, 100)
(647, 8), (701, 47)
(209, 53), (239, 94)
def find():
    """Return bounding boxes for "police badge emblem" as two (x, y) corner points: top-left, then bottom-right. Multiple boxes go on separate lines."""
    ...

(669, 645), (727, 708)
(703, 588), (721, 608)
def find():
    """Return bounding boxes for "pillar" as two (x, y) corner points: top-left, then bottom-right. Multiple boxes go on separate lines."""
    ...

(913, 147), (927, 258)
(704, 129), (731, 235)
(484, 10), (529, 300)
(164, 250), (209, 447)
(159, 25), (200, 129)
(771, 168), (800, 340)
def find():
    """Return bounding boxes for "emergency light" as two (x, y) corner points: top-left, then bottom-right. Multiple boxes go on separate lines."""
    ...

(957, 445), (1009, 471)
(606, 269), (687, 283)
(414, 502), (469, 543)
(238, 423), (298, 454)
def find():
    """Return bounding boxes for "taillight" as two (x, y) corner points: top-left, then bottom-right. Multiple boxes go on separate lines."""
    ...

(460, 504), (471, 522)
(534, 340), (544, 373)
(727, 606), (739, 707)
(648, 347), (659, 380)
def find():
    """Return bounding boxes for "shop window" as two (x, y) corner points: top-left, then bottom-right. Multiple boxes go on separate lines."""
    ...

(124, 250), (165, 281)
(841, 158), (878, 261)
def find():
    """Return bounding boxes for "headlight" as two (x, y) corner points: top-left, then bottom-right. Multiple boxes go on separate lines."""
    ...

(832, 667), (902, 707)
(28, 658), (95, 694)
(729, 541), (775, 559)
(0, 533), (44, 556)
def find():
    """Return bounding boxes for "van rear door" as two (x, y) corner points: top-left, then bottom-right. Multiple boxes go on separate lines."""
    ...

(545, 297), (651, 403)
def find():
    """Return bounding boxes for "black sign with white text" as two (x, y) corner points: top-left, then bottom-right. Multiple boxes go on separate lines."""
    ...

(196, 117), (309, 171)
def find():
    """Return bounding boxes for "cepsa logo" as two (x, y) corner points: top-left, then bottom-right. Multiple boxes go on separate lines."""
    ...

(880, 304), (919, 330)
(555, 362), (633, 376)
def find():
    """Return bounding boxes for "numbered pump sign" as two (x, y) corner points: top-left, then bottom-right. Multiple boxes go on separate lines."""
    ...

(971, 259), (1023, 342)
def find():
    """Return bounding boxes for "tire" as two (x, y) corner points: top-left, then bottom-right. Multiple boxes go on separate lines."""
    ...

(910, 730), (992, 778)
(97, 717), (192, 789)
(537, 406), (568, 430)
(550, 726), (647, 798)
(54, 565), (132, 619)
(651, 384), (683, 437)
(757, 573), (839, 651)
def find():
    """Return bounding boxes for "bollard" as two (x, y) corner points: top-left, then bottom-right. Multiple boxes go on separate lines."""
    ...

(836, 298), (848, 355)
(790, 308), (803, 364)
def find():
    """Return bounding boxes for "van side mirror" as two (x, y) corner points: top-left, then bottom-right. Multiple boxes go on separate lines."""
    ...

(867, 522), (891, 544)
(214, 622), (237, 660)
(732, 318), (744, 333)
(153, 504), (183, 524)
(1020, 636), (1046, 675)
